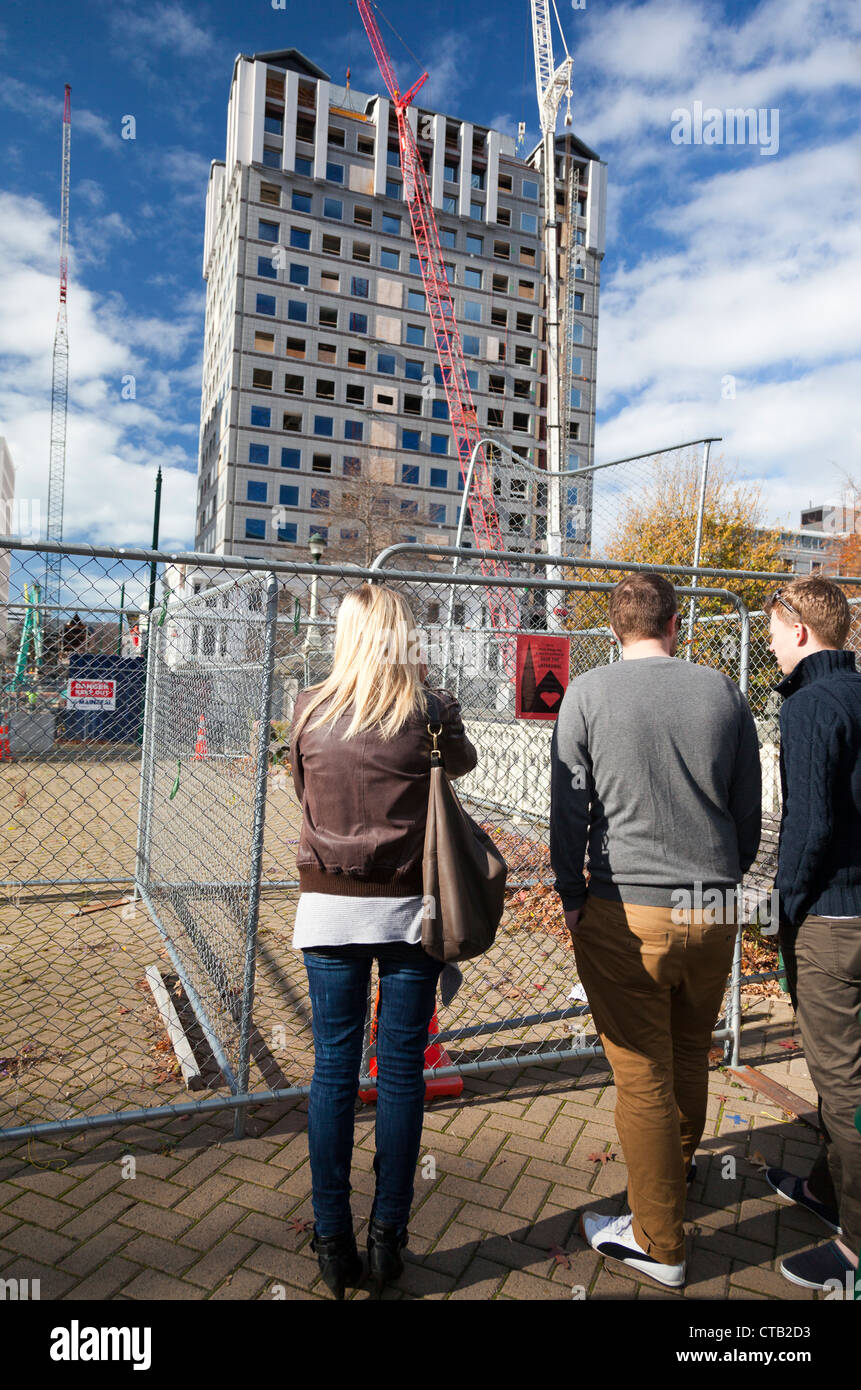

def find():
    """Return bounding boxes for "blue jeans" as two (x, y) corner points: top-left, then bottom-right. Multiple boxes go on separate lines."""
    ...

(303, 942), (444, 1238)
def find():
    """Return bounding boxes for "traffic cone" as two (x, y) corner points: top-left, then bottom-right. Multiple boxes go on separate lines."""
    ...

(0, 724), (12, 762)
(192, 716), (208, 760)
(358, 994), (463, 1104)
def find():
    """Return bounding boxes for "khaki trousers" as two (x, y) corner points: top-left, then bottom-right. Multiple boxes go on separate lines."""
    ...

(573, 894), (737, 1264)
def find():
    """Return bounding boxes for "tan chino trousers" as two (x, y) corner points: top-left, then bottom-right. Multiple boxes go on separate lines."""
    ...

(573, 894), (737, 1264)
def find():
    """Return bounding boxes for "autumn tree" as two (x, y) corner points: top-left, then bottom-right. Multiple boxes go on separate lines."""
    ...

(319, 463), (443, 571)
(559, 453), (791, 704)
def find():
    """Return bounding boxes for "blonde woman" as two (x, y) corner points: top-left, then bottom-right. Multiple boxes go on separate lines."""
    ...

(289, 582), (477, 1298)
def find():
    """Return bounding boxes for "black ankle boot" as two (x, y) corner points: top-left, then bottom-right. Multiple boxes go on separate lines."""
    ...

(366, 1219), (408, 1297)
(310, 1228), (363, 1300)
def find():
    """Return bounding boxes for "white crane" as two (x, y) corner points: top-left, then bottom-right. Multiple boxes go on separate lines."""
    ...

(530, 1), (573, 617)
(44, 84), (72, 639)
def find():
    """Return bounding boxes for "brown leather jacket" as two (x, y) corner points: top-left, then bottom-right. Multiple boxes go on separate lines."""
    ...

(290, 686), (478, 896)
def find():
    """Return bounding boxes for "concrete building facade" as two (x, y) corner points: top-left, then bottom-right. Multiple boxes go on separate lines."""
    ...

(195, 47), (606, 568)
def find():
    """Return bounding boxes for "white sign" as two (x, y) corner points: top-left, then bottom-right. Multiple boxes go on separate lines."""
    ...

(66, 678), (117, 710)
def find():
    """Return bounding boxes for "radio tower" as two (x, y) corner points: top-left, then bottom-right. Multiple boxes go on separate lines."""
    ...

(44, 84), (72, 636)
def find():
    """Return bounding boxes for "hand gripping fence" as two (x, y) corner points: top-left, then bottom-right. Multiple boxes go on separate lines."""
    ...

(1, 534), (860, 1143)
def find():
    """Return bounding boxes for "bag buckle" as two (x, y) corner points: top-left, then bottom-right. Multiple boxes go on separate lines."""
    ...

(427, 720), (443, 761)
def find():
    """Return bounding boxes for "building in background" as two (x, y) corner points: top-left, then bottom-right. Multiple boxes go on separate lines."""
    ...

(775, 526), (831, 575)
(195, 47), (606, 567)
(800, 497), (861, 538)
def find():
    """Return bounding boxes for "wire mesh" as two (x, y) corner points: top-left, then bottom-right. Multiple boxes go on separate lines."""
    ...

(1, 535), (859, 1139)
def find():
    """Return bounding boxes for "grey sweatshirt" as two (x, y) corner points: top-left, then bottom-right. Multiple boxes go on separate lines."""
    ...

(550, 656), (762, 911)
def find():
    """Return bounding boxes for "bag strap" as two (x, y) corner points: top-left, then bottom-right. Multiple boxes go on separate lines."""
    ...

(425, 689), (444, 766)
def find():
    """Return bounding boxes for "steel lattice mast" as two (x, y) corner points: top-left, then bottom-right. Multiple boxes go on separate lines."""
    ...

(356, 2), (521, 669)
(530, 1), (572, 620)
(44, 84), (72, 638)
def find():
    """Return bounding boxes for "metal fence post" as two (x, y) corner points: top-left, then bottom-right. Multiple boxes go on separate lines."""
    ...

(685, 439), (712, 660)
(233, 572), (279, 1140)
(133, 609), (159, 903)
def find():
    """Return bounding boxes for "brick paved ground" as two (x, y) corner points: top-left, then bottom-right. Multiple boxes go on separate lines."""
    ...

(0, 992), (834, 1301)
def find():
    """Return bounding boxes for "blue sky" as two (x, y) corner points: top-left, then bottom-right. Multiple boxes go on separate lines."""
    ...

(0, 0), (859, 550)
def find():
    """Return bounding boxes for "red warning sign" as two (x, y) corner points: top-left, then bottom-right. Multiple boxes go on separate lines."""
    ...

(515, 635), (570, 720)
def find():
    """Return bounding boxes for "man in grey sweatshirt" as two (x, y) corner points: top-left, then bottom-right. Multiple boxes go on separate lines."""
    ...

(550, 571), (761, 1288)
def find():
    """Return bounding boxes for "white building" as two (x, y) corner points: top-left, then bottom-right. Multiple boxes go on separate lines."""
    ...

(195, 47), (607, 571)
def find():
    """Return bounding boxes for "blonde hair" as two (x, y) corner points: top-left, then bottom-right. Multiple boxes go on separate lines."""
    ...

(293, 583), (428, 741)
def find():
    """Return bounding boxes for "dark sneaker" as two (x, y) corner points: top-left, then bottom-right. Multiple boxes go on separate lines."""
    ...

(780, 1241), (856, 1291)
(765, 1167), (842, 1233)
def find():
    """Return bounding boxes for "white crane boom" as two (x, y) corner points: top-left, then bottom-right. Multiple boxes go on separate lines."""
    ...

(530, 0), (572, 620)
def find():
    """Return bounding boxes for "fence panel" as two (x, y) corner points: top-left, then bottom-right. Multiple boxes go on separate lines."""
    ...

(0, 543), (279, 1137)
(2, 536), (859, 1140)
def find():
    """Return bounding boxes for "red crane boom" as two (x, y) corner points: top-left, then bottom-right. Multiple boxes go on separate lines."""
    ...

(356, 1), (521, 669)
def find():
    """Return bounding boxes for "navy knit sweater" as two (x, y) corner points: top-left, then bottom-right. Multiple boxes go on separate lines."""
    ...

(775, 647), (861, 931)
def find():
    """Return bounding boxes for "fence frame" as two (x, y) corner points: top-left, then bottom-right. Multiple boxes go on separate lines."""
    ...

(3, 532), (858, 1142)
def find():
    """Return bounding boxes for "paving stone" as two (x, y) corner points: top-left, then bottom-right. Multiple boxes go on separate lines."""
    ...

(221, 1155), (283, 1189)
(0, 1211), (21, 1239)
(122, 1269), (204, 1300)
(60, 1258), (142, 1301)
(461, 1128), (506, 1163)
(685, 1242), (732, 1298)
(56, 1225), (134, 1277)
(227, 1182), (292, 1218)
(522, 1095), (563, 1129)
(170, 1147), (233, 1187)
(456, 1201), (528, 1238)
(173, 1174), (240, 1220)
(480, 1153), (528, 1190)
(502, 1174), (551, 1222)
(4, 1190), (78, 1228)
(184, 1233), (258, 1290)
(0, 1223), (77, 1266)
(0, 1256), (78, 1300)
(57, 1191), (135, 1240)
(499, 1267), (569, 1299)
(448, 1256), (508, 1299)
(116, 1202), (194, 1241)
(181, 1202), (247, 1252)
(121, 1232), (199, 1277)
(210, 1268), (272, 1300)
(61, 1167), (126, 1208)
(244, 1240), (321, 1291)
(7, 1169), (78, 1199)
(504, 1132), (569, 1166)
(729, 1265), (814, 1300)
(409, 1190), (461, 1240)
(234, 1210), (308, 1251)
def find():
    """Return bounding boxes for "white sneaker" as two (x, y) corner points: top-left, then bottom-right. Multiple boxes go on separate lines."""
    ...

(581, 1210), (686, 1288)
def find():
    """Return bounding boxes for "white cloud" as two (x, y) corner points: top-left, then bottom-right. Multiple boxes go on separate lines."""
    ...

(0, 192), (200, 548)
(110, 2), (220, 59)
(0, 77), (118, 152)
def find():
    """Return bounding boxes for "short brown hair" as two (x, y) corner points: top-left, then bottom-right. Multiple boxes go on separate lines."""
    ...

(766, 575), (850, 648)
(609, 572), (678, 642)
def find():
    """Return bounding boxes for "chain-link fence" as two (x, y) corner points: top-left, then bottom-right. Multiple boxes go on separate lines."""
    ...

(1, 535), (860, 1143)
(136, 571), (278, 1107)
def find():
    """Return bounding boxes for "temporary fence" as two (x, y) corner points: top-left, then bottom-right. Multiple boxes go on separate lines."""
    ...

(1, 534), (860, 1144)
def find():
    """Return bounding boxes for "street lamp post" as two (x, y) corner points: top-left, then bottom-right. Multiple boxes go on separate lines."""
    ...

(303, 532), (327, 655)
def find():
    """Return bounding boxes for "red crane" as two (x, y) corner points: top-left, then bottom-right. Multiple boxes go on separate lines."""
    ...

(356, 1), (521, 670)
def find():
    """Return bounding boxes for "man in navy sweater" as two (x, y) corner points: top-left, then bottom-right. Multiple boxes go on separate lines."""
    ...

(763, 575), (861, 1291)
